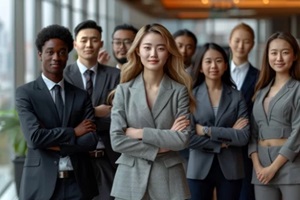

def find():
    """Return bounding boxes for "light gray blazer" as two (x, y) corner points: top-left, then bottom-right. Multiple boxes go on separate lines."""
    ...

(187, 83), (250, 180)
(110, 73), (191, 200)
(249, 78), (300, 184)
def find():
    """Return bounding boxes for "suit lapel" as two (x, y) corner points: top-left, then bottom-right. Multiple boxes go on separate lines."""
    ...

(195, 83), (216, 125)
(241, 65), (257, 96)
(268, 78), (294, 120)
(215, 85), (231, 125)
(93, 64), (107, 105)
(151, 75), (174, 120)
(35, 76), (62, 126)
(66, 63), (85, 89)
(130, 74), (156, 127)
(63, 81), (75, 127)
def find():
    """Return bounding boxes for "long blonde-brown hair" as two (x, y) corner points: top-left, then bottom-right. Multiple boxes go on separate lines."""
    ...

(108, 23), (195, 112)
(253, 32), (300, 100)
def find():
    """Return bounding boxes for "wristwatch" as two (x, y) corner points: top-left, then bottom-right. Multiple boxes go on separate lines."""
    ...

(202, 126), (210, 136)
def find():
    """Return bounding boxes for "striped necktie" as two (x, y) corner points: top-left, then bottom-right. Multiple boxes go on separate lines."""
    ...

(84, 70), (94, 96)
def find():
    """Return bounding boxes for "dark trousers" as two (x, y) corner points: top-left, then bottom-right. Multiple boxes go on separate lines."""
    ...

(188, 156), (242, 200)
(50, 177), (83, 200)
(239, 146), (255, 200)
(91, 154), (116, 200)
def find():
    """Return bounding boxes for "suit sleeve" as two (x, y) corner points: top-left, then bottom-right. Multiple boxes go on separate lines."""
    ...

(210, 93), (250, 146)
(278, 98), (300, 161)
(189, 114), (224, 154)
(16, 86), (97, 155)
(15, 86), (76, 150)
(60, 92), (98, 155)
(248, 114), (258, 157)
(142, 86), (190, 151)
(110, 85), (159, 161)
(189, 91), (250, 153)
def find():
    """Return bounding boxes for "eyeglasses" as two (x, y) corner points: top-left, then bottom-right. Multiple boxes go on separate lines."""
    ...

(112, 39), (133, 48)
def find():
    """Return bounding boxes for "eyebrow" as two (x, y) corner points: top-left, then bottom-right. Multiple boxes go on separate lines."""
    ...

(142, 43), (166, 46)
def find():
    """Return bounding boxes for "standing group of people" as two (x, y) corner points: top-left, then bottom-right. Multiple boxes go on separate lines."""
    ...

(15, 18), (300, 200)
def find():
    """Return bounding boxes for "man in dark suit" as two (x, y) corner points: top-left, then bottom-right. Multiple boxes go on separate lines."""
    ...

(64, 20), (120, 200)
(15, 24), (98, 200)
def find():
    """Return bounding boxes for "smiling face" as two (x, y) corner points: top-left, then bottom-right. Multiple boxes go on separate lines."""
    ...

(38, 38), (69, 82)
(229, 28), (254, 62)
(74, 28), (103, 63)
(268, 38), (296, 76)
(137, 32), (169, 73)
(201, 48), (227, 81)
(112, 29), (136, 65)
(174, 35), (196, 66)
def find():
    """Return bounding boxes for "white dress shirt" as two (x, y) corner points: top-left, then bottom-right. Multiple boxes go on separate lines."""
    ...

(230, 61), (249, 90)
(76, 60), (105, 149)
(42, 73), (73, 171)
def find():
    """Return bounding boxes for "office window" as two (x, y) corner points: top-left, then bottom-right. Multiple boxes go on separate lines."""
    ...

(0, 0), (14, 194)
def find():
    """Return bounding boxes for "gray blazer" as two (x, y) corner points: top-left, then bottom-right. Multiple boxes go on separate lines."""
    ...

(249, 78), (300, 184)
(187, 83), (250, 180)
(110, 73), (191, 200)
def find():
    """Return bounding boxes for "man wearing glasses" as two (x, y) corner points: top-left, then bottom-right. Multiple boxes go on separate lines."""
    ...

(98, 24), (138, 69)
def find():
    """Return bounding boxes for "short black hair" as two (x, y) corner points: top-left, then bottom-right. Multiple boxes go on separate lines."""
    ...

(112, 24), (138, 38)
(173, 29), (198, 46)
(35, 24), (73, 53)
(74, 19), (102, 37)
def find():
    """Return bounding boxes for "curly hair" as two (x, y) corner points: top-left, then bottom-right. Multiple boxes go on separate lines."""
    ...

(35, 24), (73, 53)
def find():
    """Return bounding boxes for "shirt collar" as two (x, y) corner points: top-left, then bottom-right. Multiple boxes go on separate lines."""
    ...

(76, 59), (98, 75)
(41, 73), (64, 90)
(230, 60), (249, 73)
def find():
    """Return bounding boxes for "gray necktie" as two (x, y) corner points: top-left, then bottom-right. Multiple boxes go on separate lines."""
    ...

(84, 70), (94, 96)
(53, 85), (64, 123)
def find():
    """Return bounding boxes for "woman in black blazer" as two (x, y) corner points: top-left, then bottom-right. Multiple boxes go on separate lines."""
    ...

(187, 43), (250, 200)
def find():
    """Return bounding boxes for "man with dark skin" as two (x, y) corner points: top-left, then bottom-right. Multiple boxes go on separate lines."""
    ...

(16, 24), (98, 200)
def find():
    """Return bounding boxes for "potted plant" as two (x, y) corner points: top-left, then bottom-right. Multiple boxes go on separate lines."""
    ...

(0, 109), (27, 196)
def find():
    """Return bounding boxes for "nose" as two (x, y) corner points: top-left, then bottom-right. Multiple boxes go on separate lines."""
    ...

(86, 39), (92, 47)
(211, 61), (217, 68)
(276, 53), (283, 61)
(181, 47), (187, 55)
(238, 42), (244, 49)
(150, 48), (158, 57)
(52, 52), (59, 60)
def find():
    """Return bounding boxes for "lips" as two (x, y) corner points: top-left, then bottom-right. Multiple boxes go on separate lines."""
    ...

(148, 60), (159, 64)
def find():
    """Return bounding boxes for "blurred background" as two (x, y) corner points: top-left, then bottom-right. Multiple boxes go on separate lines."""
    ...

(1, 0), (300, 199)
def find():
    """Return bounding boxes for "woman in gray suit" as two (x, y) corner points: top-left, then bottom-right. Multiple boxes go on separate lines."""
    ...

(109, 23), (196, 200)
(187, 43), (250, 200)
(249, 32), (300, 200)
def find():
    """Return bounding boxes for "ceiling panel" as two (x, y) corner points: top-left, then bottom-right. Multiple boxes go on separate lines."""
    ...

(120, 0), (300, 19)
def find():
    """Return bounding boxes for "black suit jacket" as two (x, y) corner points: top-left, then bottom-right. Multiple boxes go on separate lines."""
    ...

(64, 63), (120, 168)
(15, 77), (99, 200)
(240, 64), (259, 114)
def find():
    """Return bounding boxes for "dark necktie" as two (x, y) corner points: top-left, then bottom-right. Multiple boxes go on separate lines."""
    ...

(84, 70), (94, 96)
(53, 85), (64, 123)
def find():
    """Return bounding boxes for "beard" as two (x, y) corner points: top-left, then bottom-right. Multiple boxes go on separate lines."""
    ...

(113, 52), (128, 65)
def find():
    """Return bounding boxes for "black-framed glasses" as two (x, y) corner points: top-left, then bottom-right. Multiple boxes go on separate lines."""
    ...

(112, 39), (133, 48)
